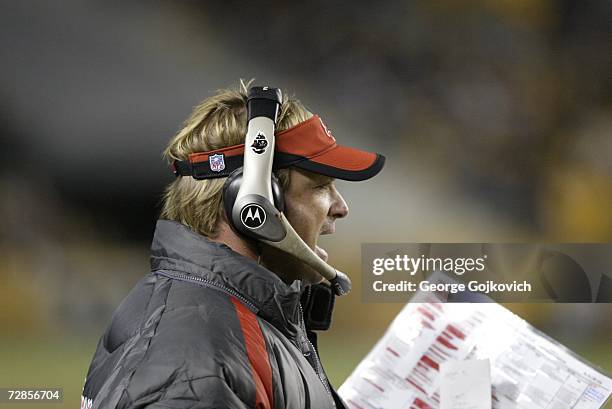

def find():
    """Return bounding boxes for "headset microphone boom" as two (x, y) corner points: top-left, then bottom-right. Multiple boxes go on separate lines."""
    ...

(223, 86), (352, 296)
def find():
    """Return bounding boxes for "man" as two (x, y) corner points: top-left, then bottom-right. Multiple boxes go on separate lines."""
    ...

(82, 82), (385, 409)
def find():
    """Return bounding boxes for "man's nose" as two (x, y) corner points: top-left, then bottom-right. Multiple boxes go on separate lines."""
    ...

(329, 189), (349, 219)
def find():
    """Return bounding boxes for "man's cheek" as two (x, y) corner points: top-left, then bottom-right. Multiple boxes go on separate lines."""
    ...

(289, 216), (314, 243)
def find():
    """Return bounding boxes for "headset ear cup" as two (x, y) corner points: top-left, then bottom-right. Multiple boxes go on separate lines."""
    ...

(222, 168), (285, 230)
(223, 168), (243, 229)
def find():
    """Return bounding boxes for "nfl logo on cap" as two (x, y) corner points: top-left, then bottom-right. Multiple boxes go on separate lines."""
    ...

(209, 154), (225, 172)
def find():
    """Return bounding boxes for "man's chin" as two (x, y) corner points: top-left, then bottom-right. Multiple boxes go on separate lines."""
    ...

(314, 245), (329, 262)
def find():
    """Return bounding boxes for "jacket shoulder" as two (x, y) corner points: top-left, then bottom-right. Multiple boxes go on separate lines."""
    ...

(124, 277), (257, 404)
(84, 274), (257, 407)
(102, 273), (159, 352)
(83, 273), (171, 406)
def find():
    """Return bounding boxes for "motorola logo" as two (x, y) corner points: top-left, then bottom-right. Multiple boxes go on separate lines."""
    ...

(240, 204), (266, 229)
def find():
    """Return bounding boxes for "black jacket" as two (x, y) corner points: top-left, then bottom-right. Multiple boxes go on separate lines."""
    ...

(82, 219), (348, 409)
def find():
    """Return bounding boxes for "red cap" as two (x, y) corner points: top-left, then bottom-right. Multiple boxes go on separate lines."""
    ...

(173, 115), (385, 181)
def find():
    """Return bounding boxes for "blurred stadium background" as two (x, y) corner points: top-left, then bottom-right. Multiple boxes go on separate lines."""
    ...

(1, 1), (611, 408)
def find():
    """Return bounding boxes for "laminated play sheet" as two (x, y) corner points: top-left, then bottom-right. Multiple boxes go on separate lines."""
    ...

(338, 280), (612, 409)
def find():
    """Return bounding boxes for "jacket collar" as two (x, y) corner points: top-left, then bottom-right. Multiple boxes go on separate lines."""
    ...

(150, 219), (303, 338)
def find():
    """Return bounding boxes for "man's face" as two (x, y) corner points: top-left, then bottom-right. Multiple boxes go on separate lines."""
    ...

(261, 168), (349, 284)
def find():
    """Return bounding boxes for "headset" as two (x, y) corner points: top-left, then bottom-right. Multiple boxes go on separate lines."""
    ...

(222, 86), (352, 296)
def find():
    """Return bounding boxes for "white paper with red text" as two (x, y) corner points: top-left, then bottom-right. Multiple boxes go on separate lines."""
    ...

(339, 286), (612, 409)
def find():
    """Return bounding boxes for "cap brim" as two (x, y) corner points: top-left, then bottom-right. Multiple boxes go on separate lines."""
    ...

(292, 144), (385, 181)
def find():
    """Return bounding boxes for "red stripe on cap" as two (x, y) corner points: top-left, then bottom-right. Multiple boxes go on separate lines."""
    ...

(188, 144), (245, 164)
(308, 144), (377, 171)
(230, 297), (273, 409)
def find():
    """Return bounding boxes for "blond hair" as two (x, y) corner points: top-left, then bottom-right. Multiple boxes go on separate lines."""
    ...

(160, 80), (312, 238)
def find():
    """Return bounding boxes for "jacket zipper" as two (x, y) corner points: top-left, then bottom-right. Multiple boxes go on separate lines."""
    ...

(297, 302), (335, 406)
(154, 270), (259, 313)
